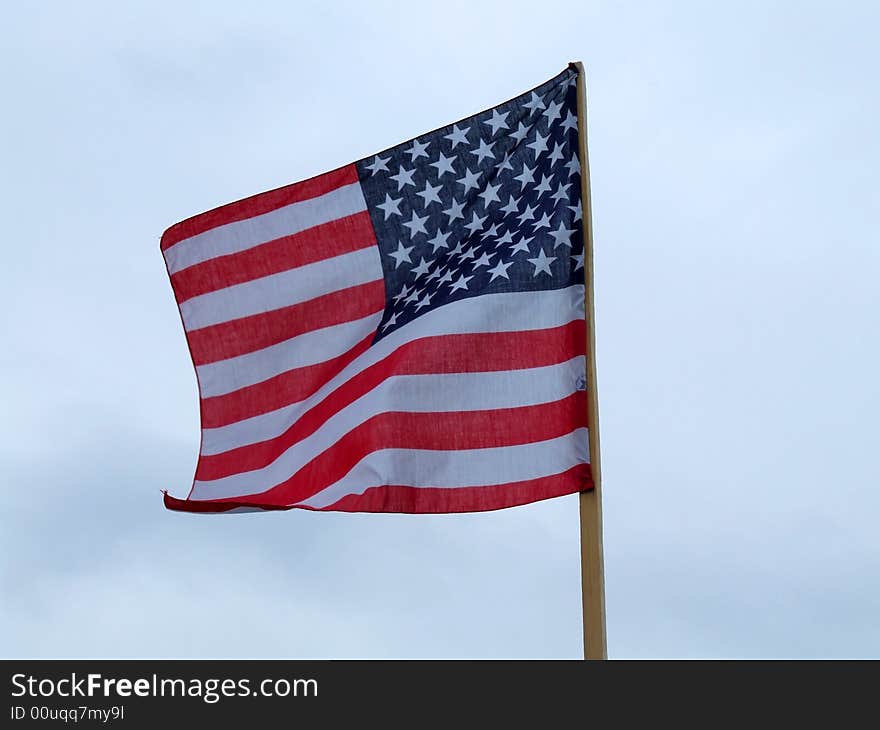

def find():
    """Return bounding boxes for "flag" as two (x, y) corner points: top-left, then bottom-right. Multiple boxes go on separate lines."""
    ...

(161, 65), (593, 514)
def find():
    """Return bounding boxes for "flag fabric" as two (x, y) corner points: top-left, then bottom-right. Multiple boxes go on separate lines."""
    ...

(161, 65), (593, 514)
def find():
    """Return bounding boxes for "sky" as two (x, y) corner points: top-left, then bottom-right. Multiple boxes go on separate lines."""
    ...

(1, 1), (878, 658)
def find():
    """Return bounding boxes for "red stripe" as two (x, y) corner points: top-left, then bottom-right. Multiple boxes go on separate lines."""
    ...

(160, 164), (360, 250)
(326, 464), (592, 513)
(164, 492), (291, 513)
(200, 332), (374, 428)
(227, 392), (587, 507)
(164, 464), (592, 514)
(186, 280), (385, 366)
(197, 320), (586, 475)
(170, 211), (376, 303)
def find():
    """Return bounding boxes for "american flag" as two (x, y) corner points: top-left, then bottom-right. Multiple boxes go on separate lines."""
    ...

(161, 66), (593, 514)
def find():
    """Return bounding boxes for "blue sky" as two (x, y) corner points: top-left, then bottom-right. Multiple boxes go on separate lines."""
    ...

(1, 0), (878, 657)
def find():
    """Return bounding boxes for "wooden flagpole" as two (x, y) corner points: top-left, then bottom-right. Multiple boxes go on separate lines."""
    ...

(572, 61), (607, 660)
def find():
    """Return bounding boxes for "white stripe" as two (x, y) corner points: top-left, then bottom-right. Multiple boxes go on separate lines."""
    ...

(201, 355), (584, 456)
(301, 428), (589, 509)
(199, 285), (585, 417)
(164, 182), (367, 275)
(192, 358), (584, 500)
(197, 312), (383, 398)
(180, 246), (382, 332)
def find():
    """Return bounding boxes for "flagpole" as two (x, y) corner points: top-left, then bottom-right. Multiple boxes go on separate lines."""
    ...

(571, 61), (607, 660)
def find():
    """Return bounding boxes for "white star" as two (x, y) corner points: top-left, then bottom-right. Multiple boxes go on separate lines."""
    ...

(551, 182), (571, 203)
(449, 240), (466, 257)
(376, 194), (402, 219)
(407, 138), (430, 161)
(443, 198), (465, 223)
(457, 167), (482, 193)
(437, 269), (455, 286)
(483, 223), (500, 238)
(431, 152), (457, 177)
(544, 99), (564, 121)
(518, 203), (536, 223)
(511, 122), (530, 143)
(534, 174), (553, 196)
(365, 155), (390, 174)
(402, 211), (429, 236)
(473, 251), (494, 268)
(470, 138), (495, 164)
(496, 230), (514, 246)
(548, 142), (566, 165)
(478, 182), (501, 207)
(464, 212), (487, 234)
(390, 166), (416, 190)
(392, 284), (411, 304)
(449, 273), (473, 292)
(458, 245), (477, 261)
(514, 165), (536, 188)
(561, 110), (578, 133)
(533, 211), (553, 229)
(405, 288), (421, 305)
(445, 124), (470, 149)
(427, 229), (452, 252)
(511, 236), (532, 254)
(412, 257), (431, 277)
(388, 242), (413, 268)
(487, 258), (514, 281)
(565, 155), (581, 177)
(524, 92), (545, 112)
(414, 292), (432, 311)
(572, 251), (584, 271)
(569, 203), (583, 221)
(528, 248), (555, 276)
(549, 222), (575, 247)
(497, 153), (514, 172)
(500, 196), (520, 216)
(417, 181), (443, 206)
(427, 265), (445, 281)
(381, 312), (398, 331)
(483, 109), (509, 136)
(527, 131), (550, 157)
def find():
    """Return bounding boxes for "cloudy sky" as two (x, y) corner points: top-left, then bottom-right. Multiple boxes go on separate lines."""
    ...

(2, 1), (878, 658)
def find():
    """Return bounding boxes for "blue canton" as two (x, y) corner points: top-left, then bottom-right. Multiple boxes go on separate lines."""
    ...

(356, 68), (584, 340)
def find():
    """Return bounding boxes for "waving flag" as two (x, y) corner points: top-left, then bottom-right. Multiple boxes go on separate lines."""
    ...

(162, 65), (593, 514)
